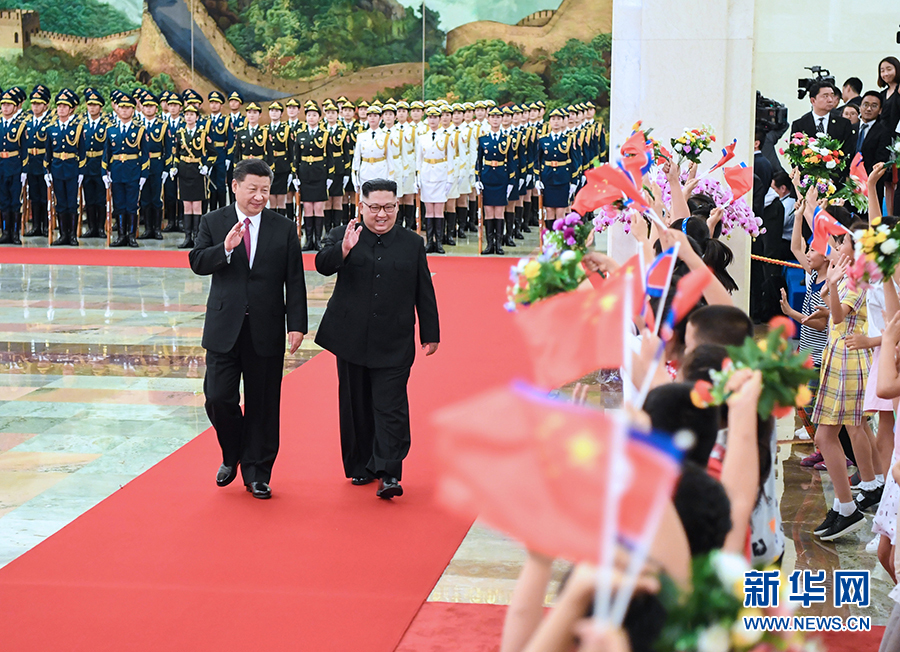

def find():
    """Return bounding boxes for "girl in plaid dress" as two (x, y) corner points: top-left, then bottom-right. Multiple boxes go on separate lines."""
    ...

(811, 236), (881, 541)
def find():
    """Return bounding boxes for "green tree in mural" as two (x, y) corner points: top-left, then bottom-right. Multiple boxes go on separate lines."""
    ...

(0, 0), (138, 37)
(547, 35), (611, 108)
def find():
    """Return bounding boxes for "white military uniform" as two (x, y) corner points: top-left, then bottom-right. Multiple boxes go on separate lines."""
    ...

(416, 127), (452, 203)
(351, 127), (393, 190)
(455, 122), (474, 196)
(399, 122), (417, 197)
(445, 125), (461, 201)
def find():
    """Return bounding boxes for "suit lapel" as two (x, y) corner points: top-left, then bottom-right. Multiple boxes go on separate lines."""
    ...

(252, 209), (278, 269)
(223, 205), (250, 268)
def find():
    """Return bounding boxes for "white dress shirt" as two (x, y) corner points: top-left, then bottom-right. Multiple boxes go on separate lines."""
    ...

(225, 206), (261, 268)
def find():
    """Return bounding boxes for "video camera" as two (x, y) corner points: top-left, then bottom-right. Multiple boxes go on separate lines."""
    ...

(797, 65), (835, 100)
(755, 91), (788, 137)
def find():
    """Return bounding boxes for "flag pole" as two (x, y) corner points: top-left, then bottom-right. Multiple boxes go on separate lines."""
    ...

(651, 242), (679, 338)
(593, 412), (627, 624)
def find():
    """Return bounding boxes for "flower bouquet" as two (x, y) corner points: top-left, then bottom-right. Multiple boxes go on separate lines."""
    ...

(505, 249), (585, 311)
(887, 135), (900, 169)
(632, 120), (669, 163)
(545, 211), (595, 253)
(831, 178), (867, 213)
(671, 126), (716, 165)
(690, 316), (818, 420)
(657, 551), (822, 652)
(848, 217), (900, 291)
(780, 133), (846, 192)
(593, 201), (636, 234)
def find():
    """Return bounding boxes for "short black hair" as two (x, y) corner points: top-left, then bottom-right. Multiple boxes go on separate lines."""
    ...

(644, 383), (721, 467)
(687, 305), (753, 348)
(754, 128), (766, 147)
(361, 178), (397, 198)
(808, 81), (834, 99)
(862, 90), (883, 105)
(772, 170), (792, 190)
(682, 344), (729, 383)
(843, 77), (863, 95)
(842, 103), (859, 116)
(674, 461), (732, 556)
(233, 158), (273, 183)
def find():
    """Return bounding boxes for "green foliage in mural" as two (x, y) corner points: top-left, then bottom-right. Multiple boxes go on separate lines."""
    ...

(224, 0), (444, 79)
(546, 35), (611, 108)
(0, 0), (138, 38)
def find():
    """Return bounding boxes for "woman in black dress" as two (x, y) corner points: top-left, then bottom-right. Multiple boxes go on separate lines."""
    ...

(294, 101), (331, 250)
(173, 103), (216, 249)
(878, 56), (900, 132)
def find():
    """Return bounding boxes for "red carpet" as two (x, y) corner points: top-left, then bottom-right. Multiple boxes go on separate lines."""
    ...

(0, 256), (532, 651)
(0, 246), (319, 269)
(395, 603), (885, 652)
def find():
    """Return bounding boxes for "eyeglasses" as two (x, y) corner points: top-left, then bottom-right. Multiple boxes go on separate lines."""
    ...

(360, 201), (398, 215)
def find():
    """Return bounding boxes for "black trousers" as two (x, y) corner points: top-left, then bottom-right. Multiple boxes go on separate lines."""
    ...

(204, 316), (284, 484)
(337, 358), (411, 480)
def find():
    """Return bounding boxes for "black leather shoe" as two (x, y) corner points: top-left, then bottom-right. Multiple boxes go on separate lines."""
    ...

(216, 463), (237, 487)
(351, 476), (375, 485)
(245, 481), (272, 499)
(376, 476), (403, 499)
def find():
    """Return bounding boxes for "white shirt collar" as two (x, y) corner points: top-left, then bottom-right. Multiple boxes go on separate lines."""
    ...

(236, 205), (261, 227)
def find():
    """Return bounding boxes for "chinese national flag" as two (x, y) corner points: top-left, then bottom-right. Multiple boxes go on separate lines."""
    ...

(432, 383), (683, 562)
(811, 207), (850, 256)
(588, 165), (649, 211)
(605, 253), (646, 309)
(514, 271), (634, 388)
(723, 162), (753, 200)
(620, 130), (649, 159)
(572, 180), (625, 216)
(850, 153), (869, 196)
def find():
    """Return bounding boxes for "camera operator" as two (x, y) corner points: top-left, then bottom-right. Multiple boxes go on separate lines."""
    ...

(790, 81), (857, 179)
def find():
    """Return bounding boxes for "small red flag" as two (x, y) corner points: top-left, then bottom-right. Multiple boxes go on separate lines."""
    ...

(661, 267), (713, 340)
(810, 206), (850, 256)
(708, 138), (737, 173)
(514, 272), (633, 388)
(850, 152), (869, 196)
(572, 180), (625, 216)
(588, 165), (649, 211)
(723, 163), (753, 200)
(433, 384), (683, 562)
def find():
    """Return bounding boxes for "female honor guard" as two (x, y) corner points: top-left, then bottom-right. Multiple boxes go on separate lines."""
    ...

(536, 107), (581, 228)
(284, 98), (302, 222)
(171, 102), (216, 249)
(475, 106), (514, 255)
(500, 106), (519, 247)
(293, 101), (331, 251)
(416, 106), (452, 254)
(322, 100), (349, 233)
(440, 104), (461, 246)
(234, 102), (266, 161)
(264, 101), (292, 216)
(451, 104), (473, 240)
(205, 91), (231, 213)
(46, 89), (85, 246)
(395, 100), (418, 229)
(351, 104), (392, 194)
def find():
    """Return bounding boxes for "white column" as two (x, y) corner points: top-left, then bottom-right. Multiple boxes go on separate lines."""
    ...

(608, 0), (756, 311)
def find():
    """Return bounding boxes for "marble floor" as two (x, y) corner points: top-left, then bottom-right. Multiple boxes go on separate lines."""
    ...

(0, 227), (894, 629)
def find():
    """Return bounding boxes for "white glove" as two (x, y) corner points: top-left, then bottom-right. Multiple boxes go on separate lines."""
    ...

(526, 174), (532, 185)
(354, 185), (361, 195)
(199, 165), (209, 176)
(225, 159), (231, 170)
(77, 174), (83, 187)
(102, 175), (110, 188)
(445, 181), (453, 196)
(518, 178), (524, 190)
(169, 167), (178, 178)
(292, 178), (300, 191)
(139, 178), (146, 191)
(326, 178), (333, 191)
(19, 173), (25, 186)
(535, 180), (544, 193)
(475, 181), (484, 193)
(162, 171), (169, 184)
(507, 184), (514, 198)
(343, 175), (350, 188)
(569, 183), (577, 200)
(44, 173), (52, 187)
(287, 173), (294, 187)
(415, 174), (421, 191)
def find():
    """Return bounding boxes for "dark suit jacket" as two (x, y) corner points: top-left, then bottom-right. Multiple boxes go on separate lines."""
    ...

(315, 223), (439, 369)
(189, 204), (308, 357)
(753, 152), (773, 218)
(859, 120), (893, 172)
(790, 111), (858, 163)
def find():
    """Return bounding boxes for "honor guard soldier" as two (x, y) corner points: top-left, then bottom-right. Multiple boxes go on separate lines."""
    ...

(475, 106), (514, 255)
(138, 92), (172, 240)
(536, 107), (581, 227)
(234, 101), (266, 161)
(417, 105), (454, 254)
(205, 91), (231, 212)
(523, 102), (541, 230)
(82, 88), (108, 238)
(163, 92), (184, 233)
(321, 99), (350, 231)
(293, 100), (331, 250)
(23, 84), (50, 237)
(225, 91), (244, 198)
(171, 102), (216, 249)
(500, 105), (520, 247)
(351, 103), (393, 195)
(10, 86), (27, 125)
(103, 91), (149, 248)
(450, 103), (473, 240)
(395, 100), (417, 229)
(0, 89), (28, 244)
(47, 88), (86, 246)
(284, 97), (303, 221)
(462, 101), (480, 234)
(264, 101), (292, 216)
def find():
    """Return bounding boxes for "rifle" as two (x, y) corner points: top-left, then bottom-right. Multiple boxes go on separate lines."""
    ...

(47, 185), (55, 247)
(415, 191), (422, 234)
(477, 192), (483, 254)
(538, 191), (544, 250)
(77, 184), (84, 238)
(19, 182), (27, 240)
(105, 185), (112, 247)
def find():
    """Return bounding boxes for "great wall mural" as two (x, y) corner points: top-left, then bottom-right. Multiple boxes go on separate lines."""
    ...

(0, 0), (611, 110)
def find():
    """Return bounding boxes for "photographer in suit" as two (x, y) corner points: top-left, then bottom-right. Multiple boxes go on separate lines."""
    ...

(315, 178), (439, 500)
(189, 158), (308, 499)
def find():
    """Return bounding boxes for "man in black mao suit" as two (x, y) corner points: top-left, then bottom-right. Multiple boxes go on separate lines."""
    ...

(791, 82), (858, 180)
(189, 158), (308, 499)
(315, 178), (439, 499)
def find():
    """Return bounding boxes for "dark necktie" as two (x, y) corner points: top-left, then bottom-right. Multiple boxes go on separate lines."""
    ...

(857, 123), (868, 150)
(817, 117), (826, 134)
(432, 132), (436, 141)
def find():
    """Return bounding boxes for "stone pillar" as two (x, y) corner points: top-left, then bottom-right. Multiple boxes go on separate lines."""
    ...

(608, 0), (756, 311)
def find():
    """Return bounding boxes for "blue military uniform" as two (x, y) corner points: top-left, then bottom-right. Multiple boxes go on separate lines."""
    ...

(162, 92), (185, 233)
(138, 92), (173, 240)
(0, 89), (29, 244)
(46, 88), (86, 246)
(225, 90), (245, 200)
(22, 84), (51, 237)
(537, 107), (582, 215)
(205, 91), (231, 212)
(82, 88), (109, 238)
(475, 106), (515, 255)
(104, 92), (149, 247)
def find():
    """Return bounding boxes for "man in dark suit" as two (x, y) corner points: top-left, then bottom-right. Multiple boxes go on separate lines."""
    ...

(189, 158), (307, 499)
(790, 81), (858, 173)
(857, 91), (893, 203)
(840, 77), (863, 109)
(753, 129), (773, 220)
(315, 178), (440, 499)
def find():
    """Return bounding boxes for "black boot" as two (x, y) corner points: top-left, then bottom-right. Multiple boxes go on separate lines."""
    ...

(24, 208), (39, 236)
(443, 212), (456, 246)
(521, 202), (532, 233)
(531, 200), (540, 226)
(110, 213), (127, 247)
(84, 206), (96, 238)
(302, 219), (316, 251)
(434, 218), (446, 254)
(467, 200), (478, 232)
(314, 216), (324, 250)
(67, 213), (79, 246)
(138, 207), (154, 239)
(96, 205), (107, 238)
(10, 211), (22, 245)
(495, 219), (505, 255)
(503, 212), (516, 246)
(162, 202), (177, 232)
(481, 220), (495, 255)
(342, 203), (350, 225)
(514, 206), (525, 239)
(456, 206), (468, 238)
(127, 213), (139, 247)
(424, 218), (436, 253)
(286, 203), (295, 223)
(178, 215), (194, 249)
(52, 210), (68, 246)
(0, 213), (9, 244)
(153, 206), (163, 239)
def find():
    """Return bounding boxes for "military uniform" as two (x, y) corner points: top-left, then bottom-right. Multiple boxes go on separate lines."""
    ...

(104, 92), (149, 247)
(173, 102), (216, 248)
(226, 91), (245, 200)
(0, 89), (28, 244)
(163, 93), (185, 232)
(82, 89), (109, 238)
(351, 105), (393, 191)
(475, 108), (515, 255)
(205, 91), (232, 212)
(264, 101), (292, 195)
(22, 85), (50, 237)
(46, 89), (86, 246)
(322, 100), (350, 230)
(294, 101), (331, 250)
(138, 93), (173, 240)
